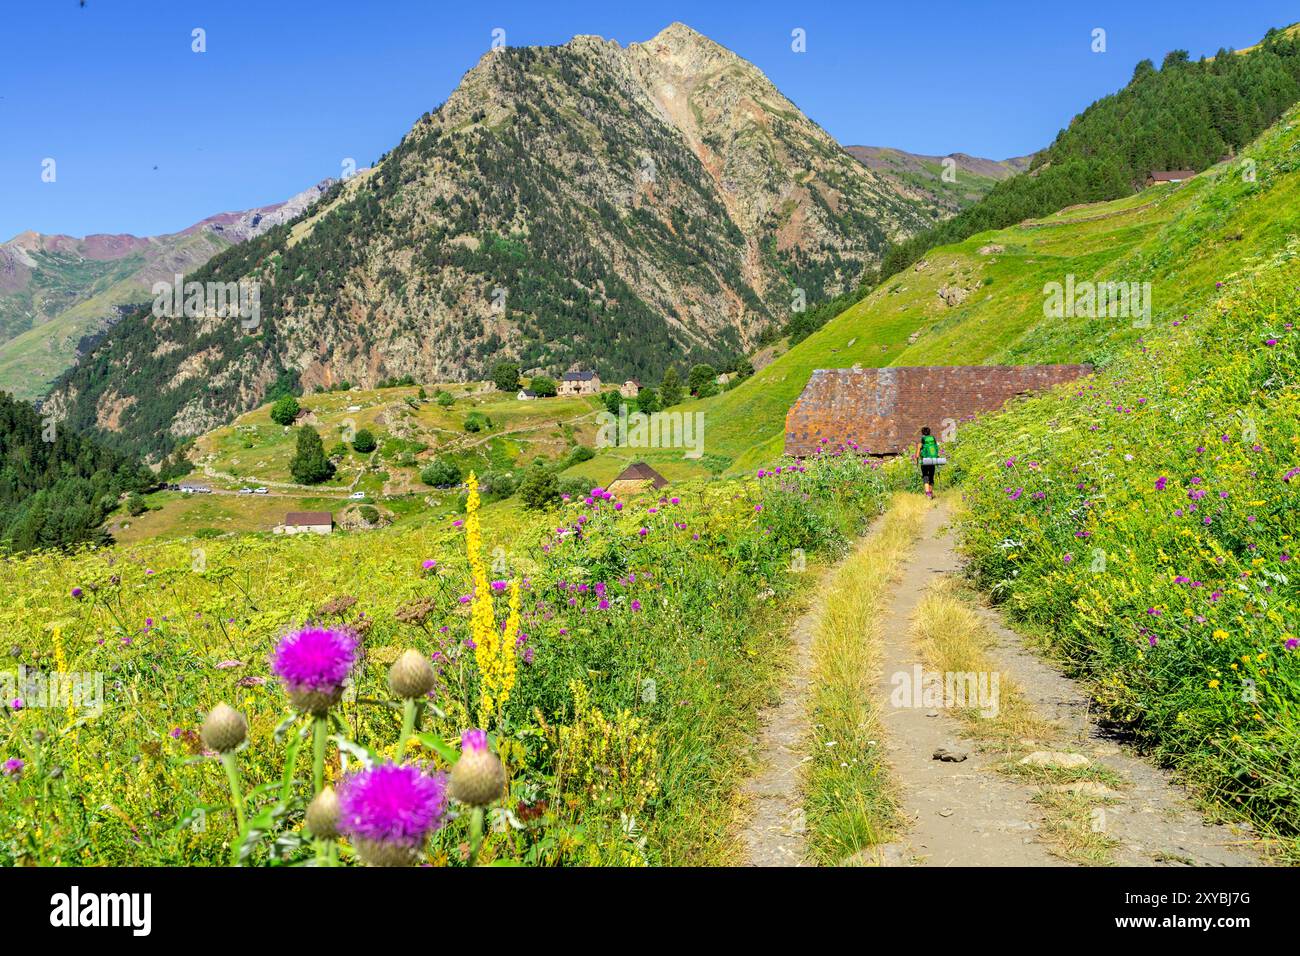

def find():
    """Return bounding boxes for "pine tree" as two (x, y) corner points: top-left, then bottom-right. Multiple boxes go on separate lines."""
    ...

(660, 366), (683, 406)
(290, 426), (335, 484)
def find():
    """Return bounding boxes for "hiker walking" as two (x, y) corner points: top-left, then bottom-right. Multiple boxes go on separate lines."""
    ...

(913, 426), (941, 499)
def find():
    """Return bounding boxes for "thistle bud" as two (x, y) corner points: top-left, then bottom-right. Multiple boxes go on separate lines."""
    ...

(388, 649), (436, 700)
(352, 838), (422, 867)
(449, 729), (506, 807)
(200, 703), (248, 753)
(287, 686), (343, 716)
(306, 785), (340, 839)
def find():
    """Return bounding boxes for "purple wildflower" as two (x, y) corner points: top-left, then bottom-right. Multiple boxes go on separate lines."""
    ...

(338, 762), (448, 852)
(271, 627), (358, 711)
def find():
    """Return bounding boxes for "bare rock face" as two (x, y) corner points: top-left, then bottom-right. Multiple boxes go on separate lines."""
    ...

(52, 22), (953, 458)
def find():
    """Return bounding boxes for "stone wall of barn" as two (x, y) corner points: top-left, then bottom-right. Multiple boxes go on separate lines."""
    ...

(784, 365), (1092, 456)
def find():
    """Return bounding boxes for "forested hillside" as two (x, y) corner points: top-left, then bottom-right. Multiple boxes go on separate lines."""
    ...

(881, 25), (1300, 277)
(0, 393), (148, 551)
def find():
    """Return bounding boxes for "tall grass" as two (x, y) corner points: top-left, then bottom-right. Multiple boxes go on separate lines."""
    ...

(804, 492), (927, 864)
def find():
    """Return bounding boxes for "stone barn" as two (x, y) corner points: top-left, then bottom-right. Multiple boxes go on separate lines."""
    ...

(784, 364), (1091, 457)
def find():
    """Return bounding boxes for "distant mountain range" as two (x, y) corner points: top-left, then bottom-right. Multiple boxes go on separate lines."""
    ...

(0, 179), (336, 400)
(47, 22), (1011, 457)
(844, 146), (1031, 213)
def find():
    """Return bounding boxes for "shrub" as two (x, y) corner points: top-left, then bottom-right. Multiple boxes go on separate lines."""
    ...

(420, 457), (462, 488)
(565, 445), (595, 467)
(493, 362), (520, 392)
(270, 395), (300, 426)
(518, 467), (561, 510)
(352, 429), (377, 453)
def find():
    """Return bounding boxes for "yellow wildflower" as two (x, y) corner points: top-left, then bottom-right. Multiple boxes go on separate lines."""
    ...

(465, 472), (519, 727)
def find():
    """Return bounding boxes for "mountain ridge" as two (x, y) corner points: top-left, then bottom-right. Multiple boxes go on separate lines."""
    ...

(0, 178), (337, 400)
(49, 22), (957, 457)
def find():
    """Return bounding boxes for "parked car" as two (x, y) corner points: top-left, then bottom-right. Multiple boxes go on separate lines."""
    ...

(349, 491), (366, 500)
(254, 488), (268, 495)
(238, 488), (253, 495)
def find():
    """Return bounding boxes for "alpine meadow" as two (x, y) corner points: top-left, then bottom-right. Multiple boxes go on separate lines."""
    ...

(2, 4), (1298, 921)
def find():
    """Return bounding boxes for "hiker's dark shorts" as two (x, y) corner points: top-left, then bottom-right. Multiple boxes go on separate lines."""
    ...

(921, 463), (936, 483)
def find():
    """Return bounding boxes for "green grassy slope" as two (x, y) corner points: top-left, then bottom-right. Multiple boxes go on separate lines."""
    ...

(947, 102), (1300, 855)
(648, 102), (1300, 477)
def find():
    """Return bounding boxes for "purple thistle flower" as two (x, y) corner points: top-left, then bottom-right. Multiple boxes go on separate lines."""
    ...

(338, 763), (448, 855)
(271, 626), (358, 712)
(461, 728), (489, 754)
(3, 758), (23, 776)
(1286, 638), (1299, 651)
(70, 587), (83, 599)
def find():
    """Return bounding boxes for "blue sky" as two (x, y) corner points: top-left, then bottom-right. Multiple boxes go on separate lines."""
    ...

(1, 0), (1296, 238)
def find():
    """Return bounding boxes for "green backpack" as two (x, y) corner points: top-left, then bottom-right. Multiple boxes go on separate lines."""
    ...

(920, 434), (939, 459)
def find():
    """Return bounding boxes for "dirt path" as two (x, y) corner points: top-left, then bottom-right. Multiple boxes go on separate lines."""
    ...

(871, 503), (1061, 866)
(971, 602), (1261, 866)
(868, 501), (1262, 867)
